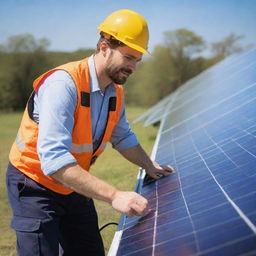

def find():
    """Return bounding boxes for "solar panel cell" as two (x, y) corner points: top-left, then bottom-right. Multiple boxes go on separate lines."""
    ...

(117, 246), (153, 256)
(196, 218), (254, 251)
(158, 218), (193, 241)
(201, 236), (256, 256)
(234, 192), (256, 216)
(154, 234), (197, 256)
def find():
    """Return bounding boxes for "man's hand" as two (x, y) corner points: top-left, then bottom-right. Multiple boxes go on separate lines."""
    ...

(120, 145), (175, 181)
(145, 161), (174, 180)
(111, 191), (148, 217)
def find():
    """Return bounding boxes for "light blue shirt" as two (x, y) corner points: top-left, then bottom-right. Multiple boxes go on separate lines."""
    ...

(34, 55), (139, 176)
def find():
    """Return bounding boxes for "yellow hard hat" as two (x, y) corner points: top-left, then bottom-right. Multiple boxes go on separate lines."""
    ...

(98, 9), (149, 54)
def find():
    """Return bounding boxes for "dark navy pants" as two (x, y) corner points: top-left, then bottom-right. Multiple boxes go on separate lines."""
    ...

(6, 162), (105, 256)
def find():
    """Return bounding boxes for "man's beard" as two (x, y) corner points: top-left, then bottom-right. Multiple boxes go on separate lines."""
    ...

(106, 66), (133, 84)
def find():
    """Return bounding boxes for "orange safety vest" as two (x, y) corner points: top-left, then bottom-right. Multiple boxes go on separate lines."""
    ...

(9, 58), (123, 195)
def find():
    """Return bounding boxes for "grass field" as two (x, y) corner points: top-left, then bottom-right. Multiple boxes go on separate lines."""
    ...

(0, 106), (158, 255)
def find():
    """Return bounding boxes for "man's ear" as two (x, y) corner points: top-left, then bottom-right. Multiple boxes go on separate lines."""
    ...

(100, 41), (109, 57)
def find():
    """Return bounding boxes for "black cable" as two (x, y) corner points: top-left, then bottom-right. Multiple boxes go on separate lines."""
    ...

(99, 222), (118, 232)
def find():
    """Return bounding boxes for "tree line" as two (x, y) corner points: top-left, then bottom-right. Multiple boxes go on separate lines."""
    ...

(0, 30), (251, 110)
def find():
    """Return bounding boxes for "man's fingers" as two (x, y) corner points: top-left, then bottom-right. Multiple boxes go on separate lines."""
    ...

(112, 191), (148, 217)
(166, 165), (175, 172)
(129, 196), (148, 216)
(130, 204), (145, 216)
(159, 165), (175, 176)
(161, 164), (175, 172)
(146, 164), (175, 179)
(149, 172), (162, 180)
(130, 200), (148, 216)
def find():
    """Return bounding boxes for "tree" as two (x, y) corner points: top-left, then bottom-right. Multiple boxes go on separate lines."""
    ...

(3, 34), (50, 53)
(211, 33), (246, 57)
(164, 29), (205, 58)
(164, 29), (205, 88)
(0, 34), (51, 110)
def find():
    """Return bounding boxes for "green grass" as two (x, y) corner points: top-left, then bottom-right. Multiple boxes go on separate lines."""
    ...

(0, 112), (23, 256)
(0, 106), (157, 255)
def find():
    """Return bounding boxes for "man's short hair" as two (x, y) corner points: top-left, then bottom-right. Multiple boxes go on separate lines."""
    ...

(96, 33), (125, 53)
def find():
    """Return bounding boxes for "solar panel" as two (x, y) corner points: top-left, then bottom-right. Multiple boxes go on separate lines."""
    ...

(109, 49), (256, 256)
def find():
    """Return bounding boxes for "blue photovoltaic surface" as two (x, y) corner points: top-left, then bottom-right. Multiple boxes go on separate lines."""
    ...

(109, 49), (256, 256)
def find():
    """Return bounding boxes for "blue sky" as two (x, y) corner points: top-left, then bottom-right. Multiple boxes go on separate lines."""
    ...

(0, 0), (255, 54)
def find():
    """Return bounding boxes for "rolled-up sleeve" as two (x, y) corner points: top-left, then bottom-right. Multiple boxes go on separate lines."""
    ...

(110, 103), (139, 151)
(36, 71), (77, 176)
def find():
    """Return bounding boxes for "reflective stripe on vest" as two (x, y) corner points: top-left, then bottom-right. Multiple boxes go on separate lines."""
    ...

(99, 142), (107, 151)
(70, 143), (93, 154)
(15, 131), (25, 151)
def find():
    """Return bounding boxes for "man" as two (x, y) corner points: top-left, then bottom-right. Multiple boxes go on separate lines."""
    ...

(6, 9), (173, 256)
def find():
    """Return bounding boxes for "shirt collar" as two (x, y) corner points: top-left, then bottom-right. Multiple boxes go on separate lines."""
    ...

(88, 55), (115, 95)
(88, 55), (102, 93)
